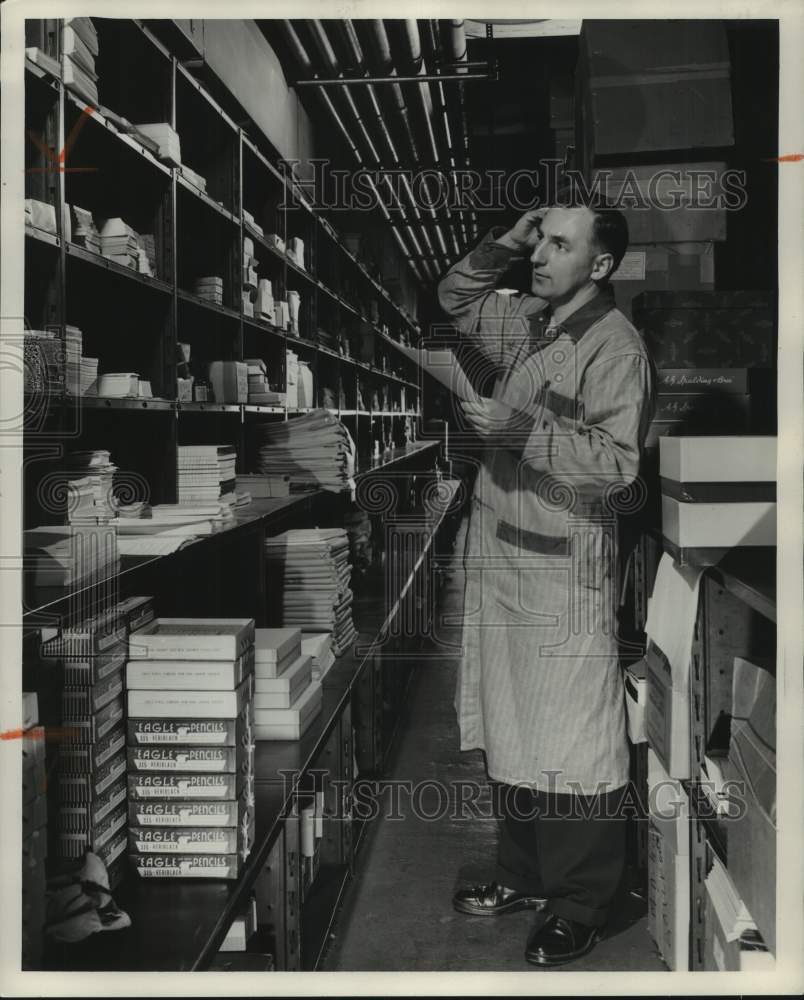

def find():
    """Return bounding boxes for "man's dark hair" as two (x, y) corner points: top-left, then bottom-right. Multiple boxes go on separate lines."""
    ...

(553, 182), (629, 281)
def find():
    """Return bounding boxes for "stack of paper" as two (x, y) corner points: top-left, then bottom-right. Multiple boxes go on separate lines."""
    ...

(253, 409), (356, 493)
(70, 205), (101, 253)
(132, 123), (181, 166)
(180, 164), (208, 193)
(264, 528), (357, 656)
(24, 198), (57, 235)
(98, 218), (139, 269)
(24, 524), (119, 589)
(178, 445), (237, 503)
(235, 474), (290, 499)
(80, 356), (99, 396)
(63, 19), (99, 105)
(64, 324), (82, 396)
(61, 450), (119, 523)
(193, 276), (223, 305)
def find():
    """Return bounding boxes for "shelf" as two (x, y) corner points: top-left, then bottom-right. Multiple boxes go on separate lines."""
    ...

(242, 404), (286, 415)
(78, 396), (175, 411)
(243, 314), (285, 339)
(177, 288), (240, 322)
(25, 225), (61, 249)
(177, 171), (239, 224)
(65, 241), (173, 294)
(176, 400), (241, 413)
(64, 91), (172, 178)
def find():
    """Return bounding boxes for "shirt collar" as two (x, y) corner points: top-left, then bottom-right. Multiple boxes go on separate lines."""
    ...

(530, 284), (617, 344)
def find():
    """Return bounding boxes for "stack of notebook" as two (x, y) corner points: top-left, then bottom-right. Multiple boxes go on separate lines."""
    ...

(263, 529), (357, 656)
(178, 445), (237, 504)
(252, 628), (322, 741)
(70, 205), (101, 253)
(125, 618), (256, 879)
(253, 409), (356, 493)
(61, 450), (118, 523)
(63, 18), (99, 106)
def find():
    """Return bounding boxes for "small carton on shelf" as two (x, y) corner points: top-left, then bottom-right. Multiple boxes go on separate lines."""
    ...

(126, 646), (255, 691)
(253, 628), (301, 677)
(127, 710), (252, 746)
(127, 741), (254, 775)
(128, 819), (254, 860)
(208, 361), (249, 404)
(126, 675), (254, 720)
(127, 768), (254, 802)
(177, 376), (194, 402)
(254, 654), (312, 709)
(624, 655), (648, 744)
(645, 641), (690, 779)
(253, 680), (322, 741)
(219, 896), (258, 952)
(127, 795), (252, 829)
(130, 853), (241, 879)
(128, 618), (255, 662)
(703, 855), (757, 971)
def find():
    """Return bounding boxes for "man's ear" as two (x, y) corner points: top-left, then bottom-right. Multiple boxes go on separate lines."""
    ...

(591, 252), (614, 282)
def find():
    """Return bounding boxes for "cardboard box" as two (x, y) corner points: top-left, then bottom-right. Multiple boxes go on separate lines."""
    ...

(127, 741), (254, 774)
(624, 658), (648, 744)
(209, 361), (248, 404)
(127, 795), (252, 829)
(576, 20), (733, 171)
(659, 435), (777, 484)
(127, 710), (252, 746)
(632, 290), (775, 368)
(647, 749), (691, 855)
(645, 640), (691, 779)
(661, 496), (776, 550)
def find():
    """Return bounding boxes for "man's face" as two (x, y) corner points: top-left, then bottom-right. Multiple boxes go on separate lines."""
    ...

(529, 206), (607, 302)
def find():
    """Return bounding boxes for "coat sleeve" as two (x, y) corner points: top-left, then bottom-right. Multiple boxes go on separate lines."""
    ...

(520, 352), (654, 494)
(437, 228), (545, 367)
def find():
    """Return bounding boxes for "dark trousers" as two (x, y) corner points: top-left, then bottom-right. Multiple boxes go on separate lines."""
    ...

(493, 782), (627, 927)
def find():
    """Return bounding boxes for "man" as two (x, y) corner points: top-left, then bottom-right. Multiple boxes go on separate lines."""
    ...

(438, 197), (654, 966)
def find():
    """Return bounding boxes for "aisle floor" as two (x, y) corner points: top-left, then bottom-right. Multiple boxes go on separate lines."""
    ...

(322, 520), (666, 973)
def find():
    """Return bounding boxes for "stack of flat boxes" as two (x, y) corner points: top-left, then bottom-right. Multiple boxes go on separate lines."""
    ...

(22, 693), (47, 968)
(125, 618), (256, 879)
(633, 291), (776, 450)
(41, 601), (149, 889)
(252, 628), (322, 742)
(574, 21), (736, 322)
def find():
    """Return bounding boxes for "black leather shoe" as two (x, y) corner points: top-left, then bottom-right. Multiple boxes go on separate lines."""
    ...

(453, 881), (547, 917)
(525, 911), (602, 966)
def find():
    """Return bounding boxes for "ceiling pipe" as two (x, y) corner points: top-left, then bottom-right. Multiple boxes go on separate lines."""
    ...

(279, 21), (428, 284)
(441, 19), (478, 239)
(305, 21), (441, 280)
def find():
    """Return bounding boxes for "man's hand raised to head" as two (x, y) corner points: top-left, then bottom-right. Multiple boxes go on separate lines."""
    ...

(495, 208), (547, 252)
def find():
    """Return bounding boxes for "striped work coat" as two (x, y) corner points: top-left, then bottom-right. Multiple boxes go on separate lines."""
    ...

(438, 230), (654, 795)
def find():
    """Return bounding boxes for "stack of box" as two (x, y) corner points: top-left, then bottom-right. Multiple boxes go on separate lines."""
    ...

(252, 628), (322, 741)
(646, 749), (691, 970)
(125, 618), (256, 879)
(22, 693), (47, 969)
(63, 18), (99, 106)
(658, 436), (776, 561)
(207, 360), (248, 404)
(98, 218), (140, 270)
(256, 278), (275, 324)
(42, 607), (129, 889)
(634, 292), (775, 446)
(193, 275), (224, 305)
(245, 358), (285, 406)
(131, 123), (181, 166)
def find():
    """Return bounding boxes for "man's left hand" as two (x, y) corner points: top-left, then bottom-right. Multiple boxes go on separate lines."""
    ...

(460, 397), (535, 441)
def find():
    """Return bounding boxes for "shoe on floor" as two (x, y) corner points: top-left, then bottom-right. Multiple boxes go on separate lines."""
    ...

(453, 881), (547, 917)
(525, 911), (602, 966)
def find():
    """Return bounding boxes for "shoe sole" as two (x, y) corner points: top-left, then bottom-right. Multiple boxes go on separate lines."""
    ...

(453, 897), (546, 917)
(525, 928), (602, 967)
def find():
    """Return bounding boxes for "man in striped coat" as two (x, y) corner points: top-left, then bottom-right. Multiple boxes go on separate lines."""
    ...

(438, 199), (654, 966)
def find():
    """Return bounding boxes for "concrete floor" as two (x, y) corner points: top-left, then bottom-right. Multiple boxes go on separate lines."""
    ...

(322, 521), (667, 974)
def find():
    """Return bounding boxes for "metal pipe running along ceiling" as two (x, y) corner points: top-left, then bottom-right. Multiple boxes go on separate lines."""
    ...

(276, 19), (480, 285)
